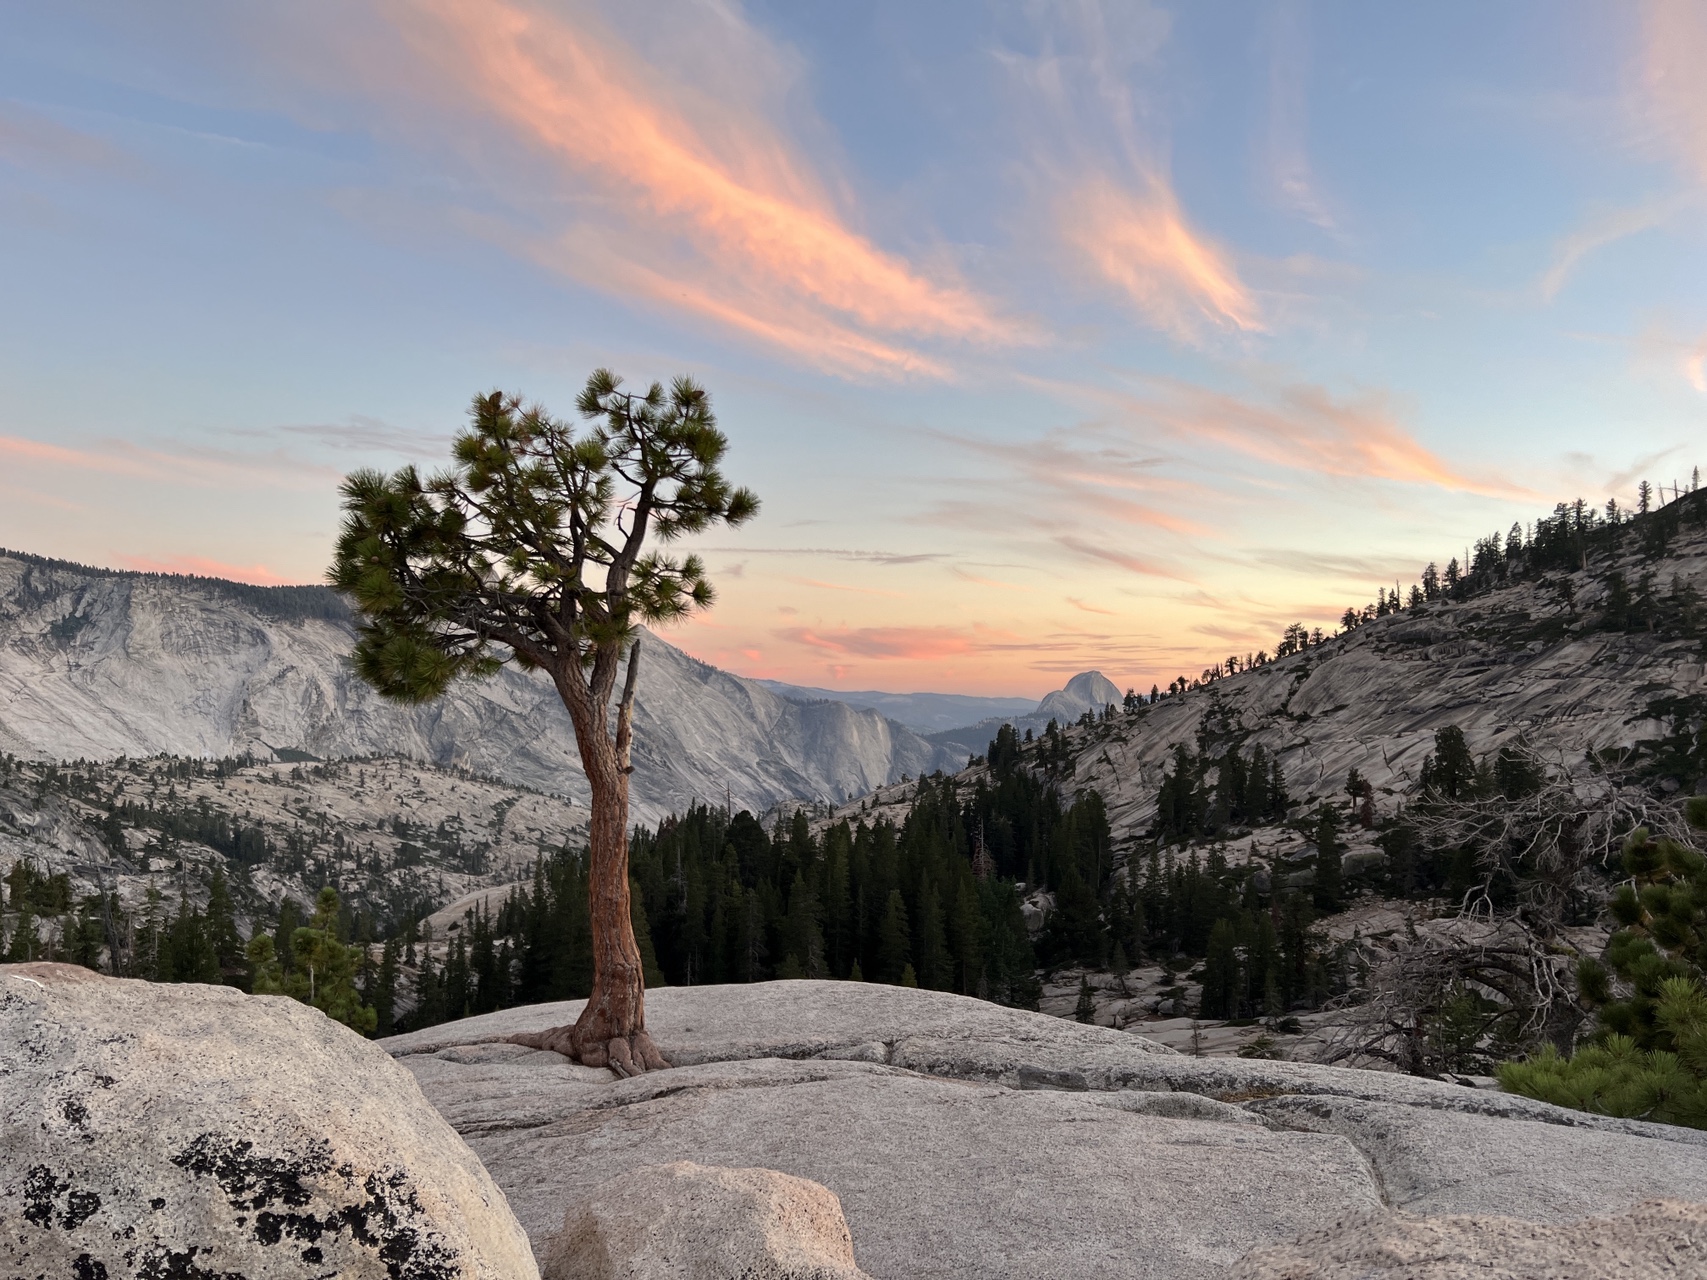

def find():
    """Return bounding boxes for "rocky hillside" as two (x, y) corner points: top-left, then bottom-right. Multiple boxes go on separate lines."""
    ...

(845, 506), (1707, 853)
(0, 549), (964, 823)
(0, 752), (587, 940)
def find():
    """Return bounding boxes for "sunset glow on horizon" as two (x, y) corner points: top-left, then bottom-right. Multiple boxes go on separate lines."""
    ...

(3, 1), (1705, 698)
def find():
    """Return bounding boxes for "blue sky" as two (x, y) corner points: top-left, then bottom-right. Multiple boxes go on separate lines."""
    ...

(2, 1), (1704, 695)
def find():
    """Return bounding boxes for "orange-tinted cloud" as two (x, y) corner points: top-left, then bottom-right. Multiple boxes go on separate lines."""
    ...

(1063, 177), (1262, 341)
(1103, 378), (1526, 498)
(379, 0), (1020, 377)
(115, 554), (295, 586)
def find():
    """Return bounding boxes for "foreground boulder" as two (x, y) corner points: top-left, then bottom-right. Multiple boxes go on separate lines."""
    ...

(384, 980), (1707, 1280)
(547, 1161), (871, 1280)
(1, 963), (538, 1280)
(1230, 1198), (1707, 1278)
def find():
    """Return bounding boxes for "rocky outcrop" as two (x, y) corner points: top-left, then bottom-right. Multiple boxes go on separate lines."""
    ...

(547, 1161), (871, 1280)
(381, 981), (1707, 1280)
(1231, 1199), (1707, 1279)
(0, 963), (538, 1280)
(0, 551), (961, 822)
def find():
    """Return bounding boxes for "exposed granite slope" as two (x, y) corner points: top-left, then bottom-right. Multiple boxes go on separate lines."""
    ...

(382, 981), (1707, 1280)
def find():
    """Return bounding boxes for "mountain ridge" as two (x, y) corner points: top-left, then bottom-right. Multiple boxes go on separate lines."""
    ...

(0, 548), (964, 824)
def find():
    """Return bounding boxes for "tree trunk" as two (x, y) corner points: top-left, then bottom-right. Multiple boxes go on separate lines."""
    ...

(508, 646), (669, 1076)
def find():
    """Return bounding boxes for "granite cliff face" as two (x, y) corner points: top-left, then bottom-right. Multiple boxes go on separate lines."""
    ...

(0, 550), (962, 824)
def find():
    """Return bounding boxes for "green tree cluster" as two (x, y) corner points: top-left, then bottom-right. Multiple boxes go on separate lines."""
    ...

(1500, 798), (1707, 1128)
(248, 886), (378, 1034)
(1154, 743), (1290, 843)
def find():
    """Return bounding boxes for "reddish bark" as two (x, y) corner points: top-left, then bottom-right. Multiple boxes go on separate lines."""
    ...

(510, 643), (669, 1076)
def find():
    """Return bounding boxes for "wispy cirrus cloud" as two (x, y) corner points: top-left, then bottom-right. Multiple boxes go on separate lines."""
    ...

(1065, 596), (1116, 615)
(1262, 1), (1337, 232)
(1061, 177), (1262, 340)
(1001, 1), (1262, 343)
(0, 102), (131, 174)
(698, 546), (946, 567)
(346, 0), (1023, 377)
(1539, 195), (1688, 300)
(775, 621), (1154, 669)
(928, 420), (1209, 537)
(0, 434), (334, 489)
(1102, 376), (1527, 498)
(1054, 535), (1183, 580)
(785, 577), (907, 598)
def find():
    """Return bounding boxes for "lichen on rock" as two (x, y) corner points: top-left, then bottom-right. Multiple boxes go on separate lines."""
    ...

(0, 962), (538, 1280)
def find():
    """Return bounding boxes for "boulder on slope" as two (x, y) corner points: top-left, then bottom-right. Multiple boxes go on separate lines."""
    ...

(546, 1161), (872, 1280)
(0, 962), (538, 1280)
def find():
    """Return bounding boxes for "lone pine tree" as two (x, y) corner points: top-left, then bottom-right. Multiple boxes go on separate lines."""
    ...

(330, 372), (756, 1076)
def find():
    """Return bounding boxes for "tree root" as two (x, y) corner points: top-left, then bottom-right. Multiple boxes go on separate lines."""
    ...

(505, 1026), (671, 1077)
(581, 1030), (671, 1077)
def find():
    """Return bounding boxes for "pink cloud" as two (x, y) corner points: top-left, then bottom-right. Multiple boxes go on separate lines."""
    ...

(1063, 176), (1263, 341)
(0, 434), (333, 489)
(374, 0), (1024, 377)
(1095, 378), (1530, 499)
(779, 626), (983, 661)
(115, 554), (296, 586)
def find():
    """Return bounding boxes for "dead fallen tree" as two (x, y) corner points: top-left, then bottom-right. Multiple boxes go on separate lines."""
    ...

(1318, 763), (1685, 1076)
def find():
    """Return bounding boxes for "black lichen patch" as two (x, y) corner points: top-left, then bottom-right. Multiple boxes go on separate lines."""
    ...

(22, 1165), (66, 1226)
(63, 1189), (102, 1230)
(60, 1096), (91, 1128)
(72, 1253), (109, 1280)
(134, 1244), (245, 1280)
(167, 1136), (464, 1280)
(172, 1133), (330, 1212)
(253, 1211), (325, 1247)
(18, 1165), (98, 1229)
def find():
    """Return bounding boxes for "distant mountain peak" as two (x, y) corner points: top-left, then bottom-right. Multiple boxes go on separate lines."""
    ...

(1035, 672), (1122, 723)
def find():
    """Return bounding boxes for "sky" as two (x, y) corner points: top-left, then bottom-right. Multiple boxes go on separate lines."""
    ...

(2, 1), (1705, 699)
